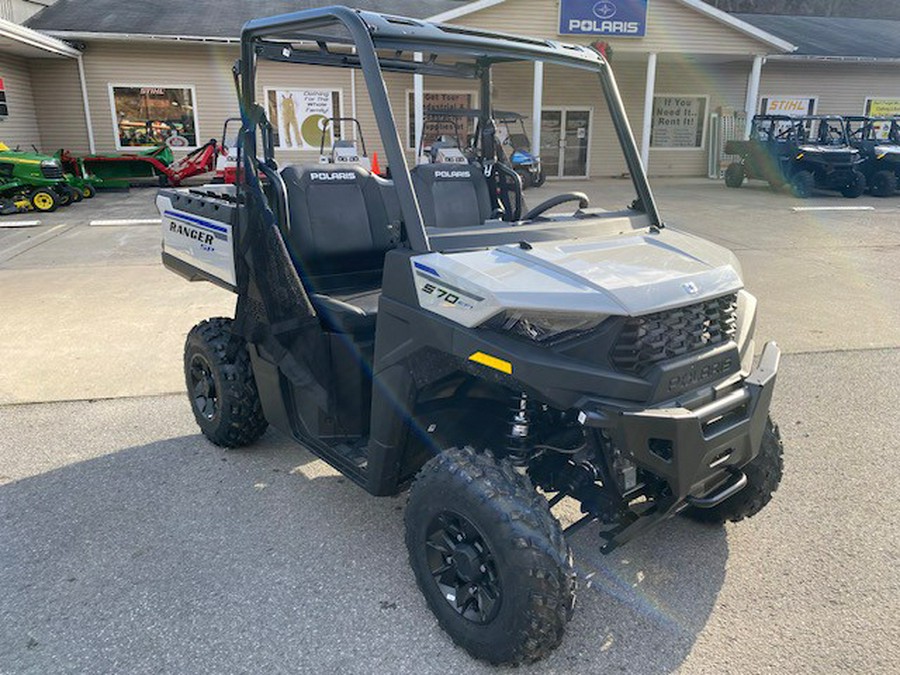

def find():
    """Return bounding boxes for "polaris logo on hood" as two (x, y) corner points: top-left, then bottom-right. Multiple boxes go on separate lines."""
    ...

(310, 172), (356, 181)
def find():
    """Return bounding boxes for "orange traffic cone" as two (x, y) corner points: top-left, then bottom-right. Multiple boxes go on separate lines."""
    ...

(371, 151), (381, 176)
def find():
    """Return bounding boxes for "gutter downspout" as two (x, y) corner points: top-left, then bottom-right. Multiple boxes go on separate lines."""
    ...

(76, 54), (95, 153)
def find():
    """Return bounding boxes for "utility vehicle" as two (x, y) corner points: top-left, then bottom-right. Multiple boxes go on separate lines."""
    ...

(845, 115), (900, 197)
(725, 114), (865, 198)
(158, 6), (783, 665)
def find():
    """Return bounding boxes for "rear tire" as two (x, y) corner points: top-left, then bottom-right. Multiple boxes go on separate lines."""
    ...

(184, 317), (267, 448)
(724, 162), (745, 188)
(870, 170), (897, 197)
(790, 170), (815, 198)
(841, 171), (866, 198)
(683, 417), (783, 524)
(405, 447), (575, 666)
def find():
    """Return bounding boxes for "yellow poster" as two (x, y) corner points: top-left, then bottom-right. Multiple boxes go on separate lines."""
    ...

(865, 98), (900, 116)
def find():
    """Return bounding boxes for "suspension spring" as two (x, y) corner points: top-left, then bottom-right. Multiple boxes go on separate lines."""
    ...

(505, 392), (531, 466)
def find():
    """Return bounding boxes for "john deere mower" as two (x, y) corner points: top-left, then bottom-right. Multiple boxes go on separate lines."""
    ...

(0, 143), (80, 214)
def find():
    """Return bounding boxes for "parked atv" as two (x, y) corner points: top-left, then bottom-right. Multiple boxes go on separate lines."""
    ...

(844, 115), (900, 197)
(725, 114), (865, 198)
(158, 6), (783, 666)
(495, 110), (545, 188)
(0, 143), (79, 213)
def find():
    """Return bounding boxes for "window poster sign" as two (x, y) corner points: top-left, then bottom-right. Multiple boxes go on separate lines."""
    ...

(407, 91), (476, 149)
(864, 97), (900, 116)
(759, 96), (816, 116)
(559, 0), (648, 37)
(0, 78), (7, 118)
(265, 89), (341, 150)
(650, 95), (708, 148)
(110, 85), (198, 149)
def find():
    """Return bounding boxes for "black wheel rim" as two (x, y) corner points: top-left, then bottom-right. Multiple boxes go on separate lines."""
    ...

(189, 354), (218, 420)
(425, 511), (501, 624)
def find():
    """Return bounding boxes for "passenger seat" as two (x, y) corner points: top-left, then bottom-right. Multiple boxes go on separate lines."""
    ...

(279, 164), (401, 333)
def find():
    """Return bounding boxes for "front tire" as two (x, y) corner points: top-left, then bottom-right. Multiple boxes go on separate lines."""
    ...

(406, 447), (575, 666)
(870, 170), (897, 197)
(724, 162), (745, 188)
(841, 171), (866, 198)
(183, 317), (267, 448)
(790, 170), (815, 198)
(29, 188), (57, 212)
(683, 417), (783, 524)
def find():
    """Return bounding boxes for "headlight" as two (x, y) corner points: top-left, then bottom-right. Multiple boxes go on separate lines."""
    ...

(40, 159), (61, 169)
(483, 311), (607, 344)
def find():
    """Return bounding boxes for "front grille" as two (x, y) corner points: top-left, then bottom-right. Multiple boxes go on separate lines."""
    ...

(611, 294), (738, 375)
(41, 164), (63, 179)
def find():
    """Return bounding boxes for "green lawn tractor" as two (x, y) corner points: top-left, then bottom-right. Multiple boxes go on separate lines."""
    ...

(0, 143), (82, 214)
(56, 150), (99, 198)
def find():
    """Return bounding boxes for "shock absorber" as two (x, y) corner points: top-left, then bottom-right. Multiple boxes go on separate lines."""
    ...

(505, 392), (531, 467)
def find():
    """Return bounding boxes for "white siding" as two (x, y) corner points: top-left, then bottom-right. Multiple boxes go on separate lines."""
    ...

(0, 53), (42, 149)
(28, 57), (87, 152)
(760, 61), (900, 116)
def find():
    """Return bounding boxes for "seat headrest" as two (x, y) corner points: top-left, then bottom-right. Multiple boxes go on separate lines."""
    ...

(283, 164), (370, 189)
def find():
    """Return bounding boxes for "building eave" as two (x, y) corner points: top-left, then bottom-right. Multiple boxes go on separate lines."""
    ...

(42, 30), (240, 44)
(673, 0), (797, 53)
(426, 0), (506, 23)
(0, 17), (81, 57)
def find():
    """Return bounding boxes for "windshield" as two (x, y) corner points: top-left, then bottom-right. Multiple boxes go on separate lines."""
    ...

(799, 118), (847, 146)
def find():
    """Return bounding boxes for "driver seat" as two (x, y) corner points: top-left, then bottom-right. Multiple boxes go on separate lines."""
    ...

(410, 163), (493, 228)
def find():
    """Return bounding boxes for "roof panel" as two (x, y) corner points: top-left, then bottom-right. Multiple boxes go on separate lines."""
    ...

(735, 13), (900, 58)
(26, 0), (468, 38)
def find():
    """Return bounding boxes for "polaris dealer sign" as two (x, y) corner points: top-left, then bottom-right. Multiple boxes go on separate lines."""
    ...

(559, 0), (648, 36)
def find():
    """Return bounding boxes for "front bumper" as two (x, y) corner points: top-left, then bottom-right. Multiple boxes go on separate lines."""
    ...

(581, 341), (780, 503)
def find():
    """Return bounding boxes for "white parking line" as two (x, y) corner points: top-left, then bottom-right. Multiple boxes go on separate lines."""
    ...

(89, 218), (159, 226)
(791, 206), (875, 212)
(0, 220), (42, 228)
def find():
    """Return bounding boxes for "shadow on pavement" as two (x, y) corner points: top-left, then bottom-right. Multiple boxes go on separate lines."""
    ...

(0, 431), (728, 674)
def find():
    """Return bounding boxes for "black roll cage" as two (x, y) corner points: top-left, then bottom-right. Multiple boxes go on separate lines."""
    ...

(235, 5), (661, 252)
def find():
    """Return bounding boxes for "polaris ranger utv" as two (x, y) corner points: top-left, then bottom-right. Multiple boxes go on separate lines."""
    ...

(158, 6), (783, 665)
(725, 114), (865, 198)
(845, 116), (900, 197)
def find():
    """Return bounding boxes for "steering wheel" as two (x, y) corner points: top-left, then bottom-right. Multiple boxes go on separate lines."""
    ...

(524, 192), (590, 221)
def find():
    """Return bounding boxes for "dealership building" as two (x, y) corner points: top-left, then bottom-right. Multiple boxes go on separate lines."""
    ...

(1, 0), (898, 178)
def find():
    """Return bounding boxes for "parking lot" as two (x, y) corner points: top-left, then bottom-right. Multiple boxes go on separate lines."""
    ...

(1, 180), (899, 673)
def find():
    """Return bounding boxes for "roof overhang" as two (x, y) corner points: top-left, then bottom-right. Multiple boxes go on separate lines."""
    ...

(767, 53), (900, 65)
(41, 30), (239, 44)
(0, 17), (80, 58)
(428, 0), (797, 54)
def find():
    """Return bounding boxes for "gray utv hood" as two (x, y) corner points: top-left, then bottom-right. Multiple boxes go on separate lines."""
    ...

(412, 228), (744, 328)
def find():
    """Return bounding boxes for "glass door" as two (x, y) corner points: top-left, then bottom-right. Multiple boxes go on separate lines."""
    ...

(540, 110), (562, 178)
(562, 110), (590, 177)
(540, 108), (591, 178)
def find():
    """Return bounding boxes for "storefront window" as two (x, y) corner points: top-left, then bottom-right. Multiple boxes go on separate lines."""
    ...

(407, 91), (476, 150)
(110, 85), (198, 149)
(650, 95), (708, 149)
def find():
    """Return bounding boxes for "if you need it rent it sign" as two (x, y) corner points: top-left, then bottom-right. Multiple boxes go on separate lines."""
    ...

(559, 0), (648, 36)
